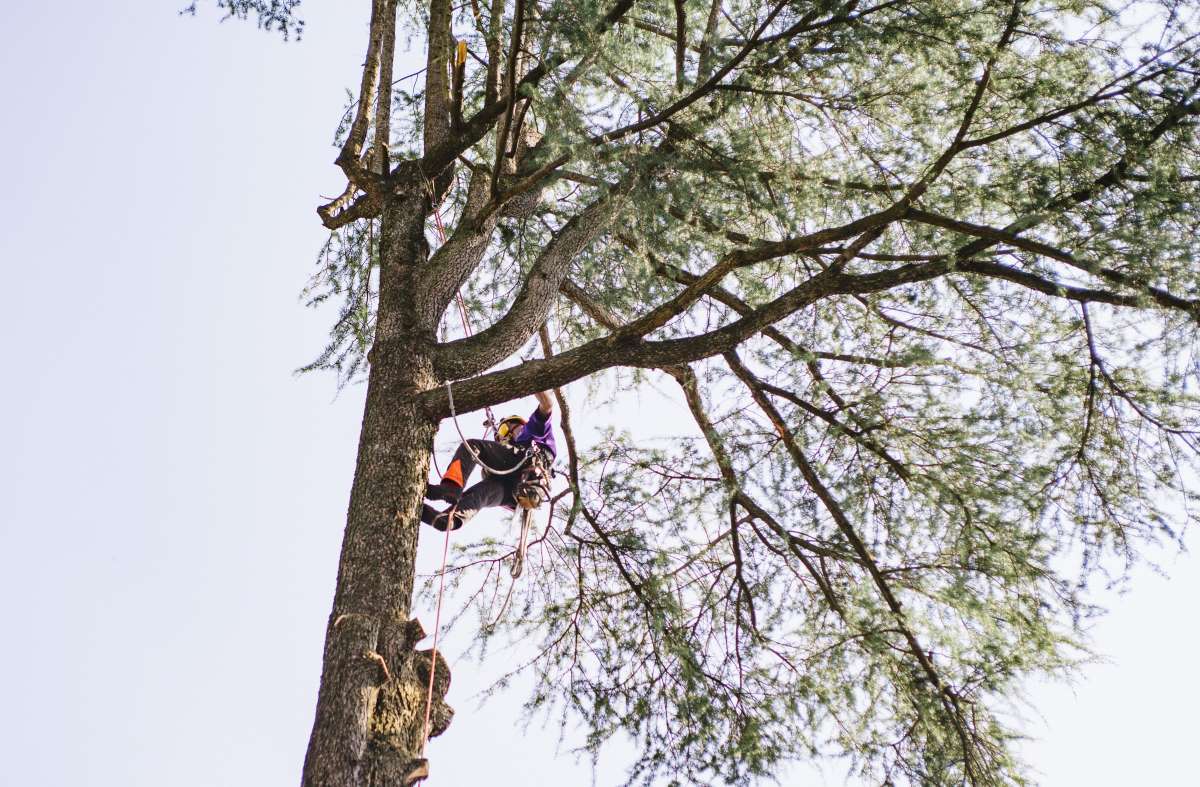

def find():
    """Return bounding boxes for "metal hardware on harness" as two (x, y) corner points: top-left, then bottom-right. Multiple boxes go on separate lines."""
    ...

(513, 447), (552, 510)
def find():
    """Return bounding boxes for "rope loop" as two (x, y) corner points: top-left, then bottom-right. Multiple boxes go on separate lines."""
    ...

(445, 381), (531, 476)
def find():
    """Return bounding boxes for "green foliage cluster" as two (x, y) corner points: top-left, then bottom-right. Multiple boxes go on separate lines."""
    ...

(299, 0), (1200, 783)
(182, 0), (304, 39)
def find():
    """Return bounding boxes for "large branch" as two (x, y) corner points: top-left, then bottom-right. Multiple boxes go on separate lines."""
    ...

(648, 251), (911, 367)
(415, 168), (501, 321)
(372, 0), (397, 174)
(490, 0), (528, 196)
(338, 0), (385, 175)
(432, 166), (645, 379)
(609, 203), (909, 344)
(418, 258), (955, 416)
(317, 0), (397, 227)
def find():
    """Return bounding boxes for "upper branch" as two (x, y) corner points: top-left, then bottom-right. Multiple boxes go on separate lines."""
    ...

(424, 0), (454, 155)
(907, 208), (1200, 318)
(415, 0), (639, 178)
(432, 166), (646, 379)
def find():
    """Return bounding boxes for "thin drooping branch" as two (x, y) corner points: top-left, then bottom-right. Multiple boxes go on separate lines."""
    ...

(557, 290), (776, 631)
(538, 324), (583, 533)
(1051, 91), (1200, 209)
(960, 60), (1185, 150)
(722, 350), (987, 783)
(1081, 304), (1200, 443)
(753, 377), (912, 481)
(670, 362), (903, 695)
(912, 0), (1023, 187)
(670, 365), (856, 613)
(672, 357), (984, 764)
(592, 0), (790, 144)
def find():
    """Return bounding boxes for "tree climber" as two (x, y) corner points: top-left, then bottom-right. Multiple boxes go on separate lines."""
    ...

(421, 390), (557, 532)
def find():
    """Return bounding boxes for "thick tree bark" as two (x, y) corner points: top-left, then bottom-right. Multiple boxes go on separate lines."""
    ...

(303, 191), (454, 787)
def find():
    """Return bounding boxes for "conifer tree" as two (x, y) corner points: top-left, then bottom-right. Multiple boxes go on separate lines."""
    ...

(199, 1), (1200, 784)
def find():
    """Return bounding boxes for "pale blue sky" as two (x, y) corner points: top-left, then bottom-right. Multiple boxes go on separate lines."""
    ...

(0, 2), (1196, 785)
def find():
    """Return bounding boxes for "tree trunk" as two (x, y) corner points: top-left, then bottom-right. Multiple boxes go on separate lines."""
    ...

(302, 190), (454, 787)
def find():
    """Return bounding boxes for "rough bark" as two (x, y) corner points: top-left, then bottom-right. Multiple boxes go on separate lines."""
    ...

(302, 190), (455, 786)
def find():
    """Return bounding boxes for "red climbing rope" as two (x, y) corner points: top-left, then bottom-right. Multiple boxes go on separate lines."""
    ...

(421, 510), (453, 753)
(426, 176), (498, 435)
(420, 175), (488, 757)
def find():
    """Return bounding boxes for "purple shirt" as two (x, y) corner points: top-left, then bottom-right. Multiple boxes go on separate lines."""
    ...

(513, 406), (556, 458)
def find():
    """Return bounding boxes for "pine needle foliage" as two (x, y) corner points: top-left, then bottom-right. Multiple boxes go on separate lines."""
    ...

(230, 0), (1200, 783)
(182, 0), (304, 38)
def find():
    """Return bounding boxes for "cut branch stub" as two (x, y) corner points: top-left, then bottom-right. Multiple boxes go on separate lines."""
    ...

(413, 647), (454, 737)
(360, 620), (455, 785)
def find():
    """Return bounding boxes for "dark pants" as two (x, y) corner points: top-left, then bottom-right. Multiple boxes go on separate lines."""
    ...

(421, 439), (527, 530)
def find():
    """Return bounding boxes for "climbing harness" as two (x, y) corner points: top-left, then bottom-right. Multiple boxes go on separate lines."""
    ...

(509, 448), (552, 579)
(513, 445), (553, 509)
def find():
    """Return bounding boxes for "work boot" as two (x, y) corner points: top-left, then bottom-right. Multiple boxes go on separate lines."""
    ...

(429, 507), (464, 532)
(425, 481), (462, 503)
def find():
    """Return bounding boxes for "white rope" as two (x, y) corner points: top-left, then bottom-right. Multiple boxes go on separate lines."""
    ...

(444, 380), (531, 477)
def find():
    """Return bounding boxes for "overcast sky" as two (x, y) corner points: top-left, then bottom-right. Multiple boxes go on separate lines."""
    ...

(1, 2), (1197, 785)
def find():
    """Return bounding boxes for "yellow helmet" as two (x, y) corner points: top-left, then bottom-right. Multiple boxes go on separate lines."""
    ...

(496, 415), (526, 443)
